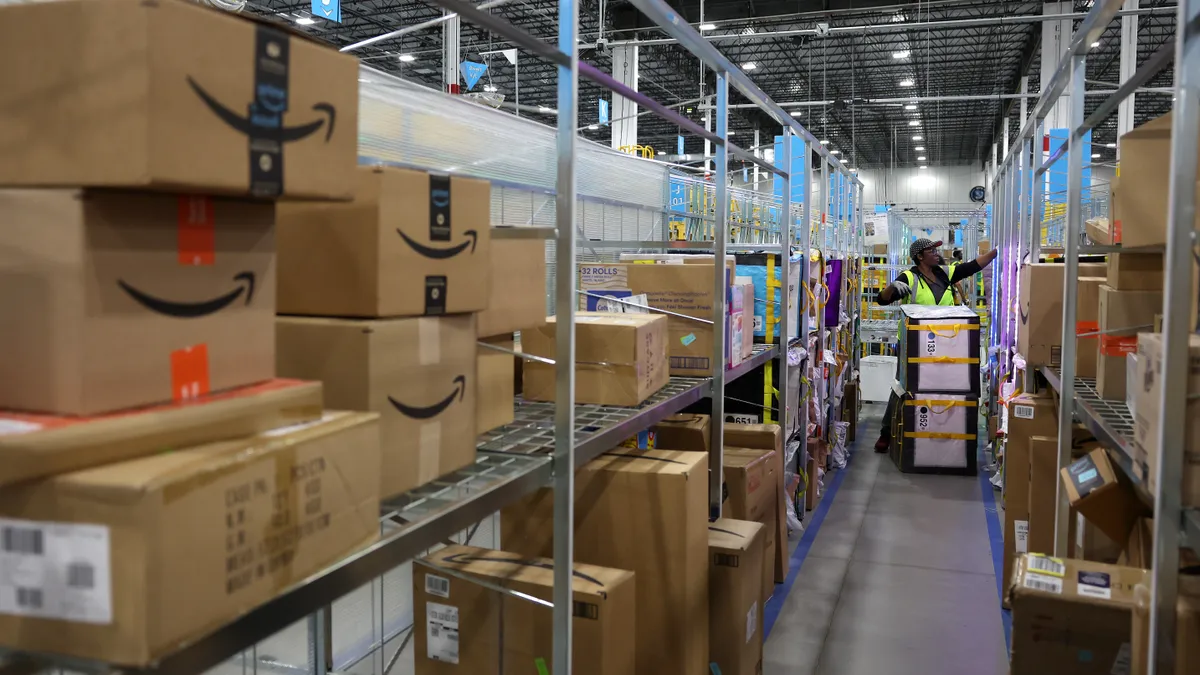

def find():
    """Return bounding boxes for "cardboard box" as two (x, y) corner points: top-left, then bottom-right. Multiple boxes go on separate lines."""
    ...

(578, 263), (730, 376)
(736, 282), (755, 362)
(723, 448), (776, 605)
(1123, 517), (1154, 569)
(805, 455), (822, 511)
(0, 410), (381, 665)
(1027, 436), (1059, 556)
(476, 236), (547, 338)
(1098, 286), (1162, 400)
(1070, 510), (1123, 563)
(1115, 113), (1200, 249)
(1018, 264), (1065, 366)
(477, 336), (515, 434)
(652, 414), (711, 453)
(501, 450), (709, 675)
(0, 189), (275, 416)
(1134, 332), (1200, 506)
(1004, 394), (1059, 595)
(276, 315), (477, 498)
(978, 239), (992, 256)
(0, 379), (321, 488)
(1107, 253), (1164, 291)
(277, 166), (491, 318)
(1131, 575), (1200, 675)
(870, 244), (888, 255)
(1086, 217), (1114, 246)
(708, 519), (765, 675)
(412, 545), (635, 675)
(1062, 447), (1150, 545)
(522, 313), (669, 407)
(1010, 555), (1146, 675)
(0, 0), (358, 199)
(724, 424), (788, 583)
(1075, 277), (1105, 379)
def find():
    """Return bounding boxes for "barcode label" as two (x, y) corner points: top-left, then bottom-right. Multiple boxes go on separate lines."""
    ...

(2, 527), (44, 555)
(425, 574), (450, 598)
(670, 356), (711, 371)
(1013, 405), (1034, 420)
(0, 518), (111, 624)
(1024, 572), (1064, 594)
(1014, 520), (1029, 554)
(1028, 554), (1066, 577)
(426, 602), (460, 664)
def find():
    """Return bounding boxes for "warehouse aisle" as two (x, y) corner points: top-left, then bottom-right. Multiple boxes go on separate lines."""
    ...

(764, 403), (1008, 675)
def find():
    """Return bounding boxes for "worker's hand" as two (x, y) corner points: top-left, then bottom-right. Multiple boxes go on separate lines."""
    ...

(889, 280), (912, 299)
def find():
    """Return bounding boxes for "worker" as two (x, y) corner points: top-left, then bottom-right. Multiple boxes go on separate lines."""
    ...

(873, 238), (998, 453)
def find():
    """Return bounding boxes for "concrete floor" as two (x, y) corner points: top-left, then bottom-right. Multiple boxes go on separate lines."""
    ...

(763, 403), (1009, 675)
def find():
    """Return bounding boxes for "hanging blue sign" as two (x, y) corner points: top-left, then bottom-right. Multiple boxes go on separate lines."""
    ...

(743, 167), (749, 183)
(459, 61), (488, 91)
(677, 135), (684, 155)
(312, 0), (340, 21)
(599, 100), (609, 124)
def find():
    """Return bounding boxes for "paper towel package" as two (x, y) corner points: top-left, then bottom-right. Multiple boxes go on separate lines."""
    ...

(898, 305), (982, 395)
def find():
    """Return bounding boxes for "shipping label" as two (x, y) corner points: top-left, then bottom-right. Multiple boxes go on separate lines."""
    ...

(1014, 520), (1029, 554)
(0, 518), (112, 624)
(427, 602), (460, 664)
(746, 601), (758, 643)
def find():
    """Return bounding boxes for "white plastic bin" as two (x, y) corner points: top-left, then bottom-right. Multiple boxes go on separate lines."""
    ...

(861, 355), (898, 402)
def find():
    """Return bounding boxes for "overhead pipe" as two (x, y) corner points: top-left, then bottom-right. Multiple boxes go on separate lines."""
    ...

(704, 88), (1174, 109)
(340, 0), (515, 52)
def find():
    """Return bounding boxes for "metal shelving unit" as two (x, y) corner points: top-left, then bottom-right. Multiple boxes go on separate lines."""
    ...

(988, 0), (1196, 670)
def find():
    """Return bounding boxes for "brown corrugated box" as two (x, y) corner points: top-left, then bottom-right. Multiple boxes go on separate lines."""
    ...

(277, 166), (491, 318)
(1018, 264), (1065, 366)
(1075, 277), (1105, 379)
(522, 313), (669, 407)
(477, 336), (515, 435)
(1107, 252), (1164, 291)
(1097, 286), (1162, 400)
(276, 315), (477, 499)
(652, 414), (711, 453)
(1134, 332), (1200, 506)
(723, 448), (776, 605)
(708, 519), (764, 675)
(501, 450), (709, 675)
(412, 545), (635, 675)
(1030, 430), (1102, 556)
(0, 0), (358, 199)
(1003, 393), (1058, 600)
(1132, 575), (1200, 675)
(0, 411), (381, 665)
(1061, 447), (1150, 545)
(0, 189), (276, 416)
(0, 379), (321, 488)
(477, 236), (547, 338)
(1010, 555), (1145, 675)
(1115, 113), (1200, 248)
(725, 424), (789, 583)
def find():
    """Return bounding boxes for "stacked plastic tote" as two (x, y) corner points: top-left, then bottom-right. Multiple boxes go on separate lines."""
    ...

(890, 305), (982, 475)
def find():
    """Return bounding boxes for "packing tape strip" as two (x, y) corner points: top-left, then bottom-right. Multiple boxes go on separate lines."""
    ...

(419, 317), (441, 365)
(907, 356), (980, 364)
(903, 431), (977, 440)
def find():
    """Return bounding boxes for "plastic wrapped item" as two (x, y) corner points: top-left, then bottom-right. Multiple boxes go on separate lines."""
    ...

(829, 421), (850, 470)
(783, 438), (806, 533)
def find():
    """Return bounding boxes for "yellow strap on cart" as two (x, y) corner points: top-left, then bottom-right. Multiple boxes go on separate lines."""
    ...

(903, 432), (977, 440)
(764, 256), (776, 423)
(913, 323), (980, 337)
(907, 356), (980, 364)
(905, 400), (978, 407)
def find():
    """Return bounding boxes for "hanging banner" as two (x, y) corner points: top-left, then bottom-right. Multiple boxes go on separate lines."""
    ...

(501, 49), (518, 65)
(460, 61), (488, 91)
(677, 135), (684, 156)
(599, 99), (609, 124)
(312, 0), (340, 21)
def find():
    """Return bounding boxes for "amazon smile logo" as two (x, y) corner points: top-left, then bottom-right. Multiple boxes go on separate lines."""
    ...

(397, 229), (478, 260)
(187, 77), (337, 144)
(118, 272), (256, 318)
(388, 375), (467, 419)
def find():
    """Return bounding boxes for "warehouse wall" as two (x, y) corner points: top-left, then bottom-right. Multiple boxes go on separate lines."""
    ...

(858, 164), (987, 206)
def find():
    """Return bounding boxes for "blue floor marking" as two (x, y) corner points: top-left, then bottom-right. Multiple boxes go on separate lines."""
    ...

(763, 454), (851, 639)
(978, 457), (1012, 654)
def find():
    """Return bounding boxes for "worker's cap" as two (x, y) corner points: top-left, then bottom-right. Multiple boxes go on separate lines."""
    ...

(909, 238), (944, 261)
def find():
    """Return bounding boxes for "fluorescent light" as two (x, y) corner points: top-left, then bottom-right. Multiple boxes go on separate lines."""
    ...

(538, 106), (552, 113)
(899, 78), (915, 87)
(1091, 41), (1100, 48)
(908, 120), (920, 127)
(483, 84), (498, 92)
(849, 168), (858, 173)
(819, 139), (830, 145)
(891, 13), (906, 22)
(399, 54), (416, 63)
(892, 51), (910, 59)
(912, 135), (923, 141)
(904, 104), (917, 111)
(741, 62), (757, 71)
(587, 124), (598, 130)
(1106, 142), (1117, 148)
(919, 165), (928, 170)
(831, 150), (840, 155)
(918, 156), (927, 161)
(699, 22), (717, 30)
(728, 130), (736, 135)
(295, 16), (316, 25)
(915, 146), (925, 151)
(1092, 153), (1102, 158)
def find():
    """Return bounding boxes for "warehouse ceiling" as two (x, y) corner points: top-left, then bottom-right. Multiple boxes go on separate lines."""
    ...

(245, 0), (1178, 169)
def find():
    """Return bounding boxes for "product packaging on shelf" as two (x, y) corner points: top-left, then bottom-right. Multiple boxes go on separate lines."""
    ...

(1075, 277), (1105, 379)
(0, 0), (358, 199)
(1097, 286), (1162, 400)
(0, 190), (275, 416)
(1002, 393), (1058, 600)
(1009, 554), (1146, 675)
(277, 166), (491, 318)
(276, 315), (477, 499)
(732, 253), (801, 344)
(412, 545), (636, 675)
(1029, 430), (1102, 556)
(0, 411), (381, 665)
(724, 423), (789, 583)
(522, 313), (669, 407)
(651, 414), (711, 453)
(501, 450), (709, 675)
(1107, 253), (1164, 291)
(0, 379), (322, 488)
(1133, 331), (1200, 506)
(477, 335), (516, 435)
(1061, 447), (1151, 545)
(476, 236), (547, 338)
(723, 447), (778, 604)
(1131, 575), (1200, 675)
(708, 519), (765, 675)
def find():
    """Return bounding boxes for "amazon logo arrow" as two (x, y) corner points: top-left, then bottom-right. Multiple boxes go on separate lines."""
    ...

(388, 375), (466, 420)
(187, 77), (337, 144)
(397, 229), (478, 260)
(118, 272), (256, 319)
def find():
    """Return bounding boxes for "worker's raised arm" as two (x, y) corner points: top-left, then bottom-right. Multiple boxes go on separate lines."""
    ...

(974, 247), (999, 270)
(877, 277), (911, 306)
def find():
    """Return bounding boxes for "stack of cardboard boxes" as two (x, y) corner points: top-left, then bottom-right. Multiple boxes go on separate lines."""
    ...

(0, 0), (383, 664)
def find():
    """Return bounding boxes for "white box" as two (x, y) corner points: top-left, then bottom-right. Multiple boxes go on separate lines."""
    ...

(861, 355), (898, 402)
(1126, 352), (1139, 417)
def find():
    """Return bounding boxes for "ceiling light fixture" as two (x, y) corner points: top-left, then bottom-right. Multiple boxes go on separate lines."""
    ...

(899, 78), (915, 87)
(1106, 142), (1117, 148)
(919, 165), (928, 170)
(892, 13), (906, 22)
(741, 62), (757, 71)
(483, 84), (498, 92)
(399, 54), (416, 63)
(538, 106), (553, 113)
(587, 124), (599, 130)
(295, 16), (316, 25)
(831, 150), (840, 154)
(819, 139), (830, 145)
(918, 156), (927, 161)
(912, 135), (923, 141)
(1091, 41), (1100, 48)
(1091, 153), (1101, 158)
(904, 104), (917, 110)
(909, 120), (920, 127)
(728, 130), (736, 135)
(915, 146), (925, 151)
(699, 22), (717, 30)
(892, 50), (911, 60)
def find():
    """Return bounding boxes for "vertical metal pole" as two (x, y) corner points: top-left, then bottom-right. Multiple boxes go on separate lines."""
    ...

(754, 128), (762, 191)
(709, 71), (729, 518)
(1031, 120), (1045, 262)
(551, 0), (578, 668)
(1118, 0), (1140, 142)
(515, 57), (520, 116)
(1149, 1), (1199, 668)
(1019, 76), (1029, 126)
(1053, 52), (1085, 559)
(1008, 151), (1022, 358)
(778, 131), (793, 441)
(799, 136), (812, 461)
(308, 609), (327, 675)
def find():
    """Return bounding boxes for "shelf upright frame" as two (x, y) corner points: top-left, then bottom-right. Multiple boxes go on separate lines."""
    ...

(778, 129), (793, 445)
(799, 135), (813, 453)
(1030, 123), (1044, 264)
(1148, 0), (1200, 667)
(1053, 50), (1087, 558)
(709, 70), (730, 518)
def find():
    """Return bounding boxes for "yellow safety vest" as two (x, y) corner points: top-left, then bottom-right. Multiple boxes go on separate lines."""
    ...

(897, 263), (959, 339)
